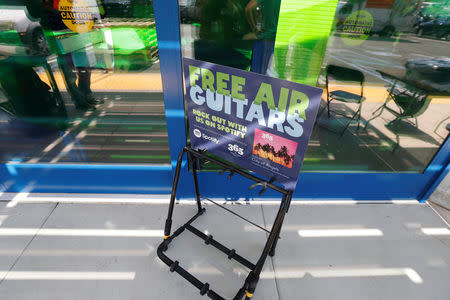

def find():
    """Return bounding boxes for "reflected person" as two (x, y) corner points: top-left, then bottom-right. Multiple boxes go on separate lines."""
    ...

(244, 0), (281, 75)
(40, 0), (102, 110)
(193, 0), (253, 70)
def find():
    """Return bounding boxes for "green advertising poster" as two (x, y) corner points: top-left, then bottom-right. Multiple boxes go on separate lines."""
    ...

(271, 0), (339, 86)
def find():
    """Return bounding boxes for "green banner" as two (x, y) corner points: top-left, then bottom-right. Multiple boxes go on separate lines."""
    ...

(272, 0), (338, 86)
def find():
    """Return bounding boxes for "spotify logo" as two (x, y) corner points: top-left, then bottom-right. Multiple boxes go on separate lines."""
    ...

(193, 129), (201, 138)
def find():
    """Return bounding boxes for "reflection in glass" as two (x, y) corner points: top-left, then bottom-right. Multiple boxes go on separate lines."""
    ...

(0, 0), (170, 165)
(315, 0), (450, 172)
(180, 0), (450, 173)
(180, 0), (280, 72)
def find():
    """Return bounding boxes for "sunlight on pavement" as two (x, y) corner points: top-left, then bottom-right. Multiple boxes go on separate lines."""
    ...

(297, 228), (383, 237)
(0, 228), (163, 237)
(0, 271), (136, 280)
(421, 227), (450, 235)
(259, 267), (423, 284)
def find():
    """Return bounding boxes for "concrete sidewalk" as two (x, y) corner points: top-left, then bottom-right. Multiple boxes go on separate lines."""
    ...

(428, 174), (450, 224)
(0, 194), (449, 300)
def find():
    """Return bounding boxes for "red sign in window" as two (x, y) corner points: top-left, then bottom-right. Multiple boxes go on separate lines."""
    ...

(366, 0), (394, 9)
(53, 0), (60, 10)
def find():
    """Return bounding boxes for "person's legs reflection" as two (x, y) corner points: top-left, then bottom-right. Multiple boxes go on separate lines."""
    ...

(58, 54), (93, 110)
(58, 54), (103, 110)
(78, 67), (103, 105)
(77, 67), (93, 101)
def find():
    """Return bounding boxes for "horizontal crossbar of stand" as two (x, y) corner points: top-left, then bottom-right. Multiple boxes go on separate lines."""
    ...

(158, 208), (252, 300)
(158, 249), (231, 300)
(186, 224), (256, 270)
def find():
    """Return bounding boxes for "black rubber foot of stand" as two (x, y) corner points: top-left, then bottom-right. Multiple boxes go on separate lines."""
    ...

(227, 249), (236, 260)
(169, 261), (179, 272)
(200, 283), (210, 296)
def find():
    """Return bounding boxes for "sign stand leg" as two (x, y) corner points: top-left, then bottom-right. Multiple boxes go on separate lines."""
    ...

(245, 192), (292, 299)
(190, 151), (203, 213)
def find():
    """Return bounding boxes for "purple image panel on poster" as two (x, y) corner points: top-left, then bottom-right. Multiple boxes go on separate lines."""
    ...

(184, 58), (322, 190)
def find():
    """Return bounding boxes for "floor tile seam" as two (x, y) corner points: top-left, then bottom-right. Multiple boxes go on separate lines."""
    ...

(260, 204), (281, 300)
(428, 200), (450, 214)
(0, 202), (59, 286)
(427, 201), (450, 227)
(426, 202), (450, 249)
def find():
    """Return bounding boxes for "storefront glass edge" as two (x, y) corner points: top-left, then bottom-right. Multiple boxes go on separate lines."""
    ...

(1, 134), (448, 199)
(418, 136), (450, 202)
(1, 163), (448, 200)
(0, 136), (448, 199)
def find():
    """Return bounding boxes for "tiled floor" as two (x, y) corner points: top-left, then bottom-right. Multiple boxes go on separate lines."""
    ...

(0, 194), (449, 300)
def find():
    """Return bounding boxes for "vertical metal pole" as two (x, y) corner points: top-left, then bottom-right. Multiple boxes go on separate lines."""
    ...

(164, 148), (187, 240)
(256, 192), (291, 271)
(244, 191), (292, 299)
(153, 0), (187, 171)
(326, 71), (331, 118)
(357, 102), (362, 130)
(189, 151), (202, 212)
(44, 61), (65, 112)
(268, 194), (287, 257)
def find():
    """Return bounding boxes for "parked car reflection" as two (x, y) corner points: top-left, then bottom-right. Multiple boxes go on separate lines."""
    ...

(406, 58), (450, 94)
(0, 6), (49, 56)
(417, 17), (450, 40)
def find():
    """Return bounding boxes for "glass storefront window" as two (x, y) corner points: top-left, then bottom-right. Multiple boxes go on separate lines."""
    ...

(179, 0), (450, 173)
(312, 0), (450, 172)
(0, 0), (170, 165)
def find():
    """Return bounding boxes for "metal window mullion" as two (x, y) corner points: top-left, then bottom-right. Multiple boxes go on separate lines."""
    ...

(153, 0), (187, 173)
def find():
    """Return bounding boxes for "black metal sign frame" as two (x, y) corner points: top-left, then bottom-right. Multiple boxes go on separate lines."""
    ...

(157, 146), (293, 299)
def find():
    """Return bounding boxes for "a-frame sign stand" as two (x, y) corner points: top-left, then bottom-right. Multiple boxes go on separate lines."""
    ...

(157, 146), (293, 300)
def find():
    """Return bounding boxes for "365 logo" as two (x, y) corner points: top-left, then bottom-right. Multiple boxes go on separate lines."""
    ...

(193, 129), (201, 138)
(228, 144), (244, 156)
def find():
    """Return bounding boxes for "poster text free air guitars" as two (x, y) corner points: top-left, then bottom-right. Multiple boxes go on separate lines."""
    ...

(184, 58), (322, 190)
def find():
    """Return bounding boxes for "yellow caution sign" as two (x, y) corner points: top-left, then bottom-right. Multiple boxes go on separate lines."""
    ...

(59, 0), (95, 34)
